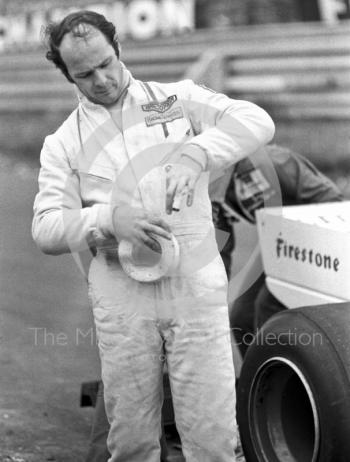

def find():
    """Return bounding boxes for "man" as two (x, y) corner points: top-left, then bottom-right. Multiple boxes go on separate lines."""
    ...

(85, 144), (342, 461)
(32, 11), (274, 461)
(215, 144), (343, 357)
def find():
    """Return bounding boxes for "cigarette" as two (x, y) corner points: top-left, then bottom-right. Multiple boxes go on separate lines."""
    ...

(172, 196), (182, 211)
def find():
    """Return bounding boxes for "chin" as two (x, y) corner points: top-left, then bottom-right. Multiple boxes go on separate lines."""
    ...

(90, 90), (120, 106)
(106, 94), (120, 106)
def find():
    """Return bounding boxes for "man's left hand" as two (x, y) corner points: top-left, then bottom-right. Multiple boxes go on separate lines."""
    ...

(165, 155), (203, 214)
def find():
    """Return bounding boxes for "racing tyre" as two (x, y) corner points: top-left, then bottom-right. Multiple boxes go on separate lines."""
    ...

(236, 303), (350, 462)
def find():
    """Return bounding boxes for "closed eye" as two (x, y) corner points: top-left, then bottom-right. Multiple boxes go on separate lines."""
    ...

(100, 58), (112, 69)
(76, 71), (93, 79)
(74, 58), (111, 79)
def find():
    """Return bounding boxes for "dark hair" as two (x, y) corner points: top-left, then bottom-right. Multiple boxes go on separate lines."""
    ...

(44, 10), (120, 83)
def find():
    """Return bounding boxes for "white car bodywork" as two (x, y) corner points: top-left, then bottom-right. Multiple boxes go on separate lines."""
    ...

(256, 201), (350, 308)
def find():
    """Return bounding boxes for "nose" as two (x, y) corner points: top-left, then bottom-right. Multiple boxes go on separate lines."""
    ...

(93, 70), (108, 88)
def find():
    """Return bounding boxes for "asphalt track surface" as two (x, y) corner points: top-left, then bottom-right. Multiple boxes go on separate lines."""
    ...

(0, 153), (254, 461)
(0, 155), (102, 460)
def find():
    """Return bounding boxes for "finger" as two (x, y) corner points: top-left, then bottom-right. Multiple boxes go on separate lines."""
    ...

(166, 177), (178, 214)
(172, 177), (189, 212)
(148, 216), (172, 234)
(186, 179), (196, 206)
(186, 187), (195, 206)
(186, 177), (197, 206)
(141, 234), (162, 253)
(144, 222), (172, 240)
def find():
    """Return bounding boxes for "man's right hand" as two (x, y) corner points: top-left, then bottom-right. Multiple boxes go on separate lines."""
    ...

(112, 205), (172, 252)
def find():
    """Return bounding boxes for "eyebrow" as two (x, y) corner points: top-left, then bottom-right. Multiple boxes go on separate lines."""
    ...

(74, 57), (112, 78)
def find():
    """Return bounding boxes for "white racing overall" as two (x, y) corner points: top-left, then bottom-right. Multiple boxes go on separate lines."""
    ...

(32, 76), (275, 461)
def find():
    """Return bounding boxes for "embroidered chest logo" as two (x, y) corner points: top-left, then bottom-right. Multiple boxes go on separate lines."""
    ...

(142, 95), (177, 113)
(144, 107), (184, 127)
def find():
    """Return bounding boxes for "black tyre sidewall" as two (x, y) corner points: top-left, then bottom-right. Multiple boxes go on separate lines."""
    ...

(237, 307), (350, 462)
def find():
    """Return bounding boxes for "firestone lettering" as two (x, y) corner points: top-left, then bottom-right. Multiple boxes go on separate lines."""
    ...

(276, 235), (340, 272)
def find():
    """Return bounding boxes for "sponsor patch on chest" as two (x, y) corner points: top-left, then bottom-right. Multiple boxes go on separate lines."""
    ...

(142, 95), (177, 113)
(144, 107), (184, 127)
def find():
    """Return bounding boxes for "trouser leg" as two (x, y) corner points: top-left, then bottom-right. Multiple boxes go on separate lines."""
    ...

(164, 307), (237, 462)
(86, 381), (170, 462)
(95, 314), (164, 462)
(89, 259), (166, 462)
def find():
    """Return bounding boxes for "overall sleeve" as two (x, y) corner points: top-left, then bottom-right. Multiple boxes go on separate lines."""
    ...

(179, 80), (275, 172)
(32, 135), (114, 255)
(271, 147), (344, 204)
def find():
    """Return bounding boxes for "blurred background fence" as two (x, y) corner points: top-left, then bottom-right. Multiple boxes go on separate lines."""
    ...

(0, 0), (349, 169)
